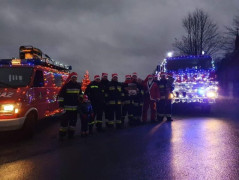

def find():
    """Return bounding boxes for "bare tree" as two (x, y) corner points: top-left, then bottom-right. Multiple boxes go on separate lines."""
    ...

(173, 9), (222, 57)
(222, 15), (239, 53)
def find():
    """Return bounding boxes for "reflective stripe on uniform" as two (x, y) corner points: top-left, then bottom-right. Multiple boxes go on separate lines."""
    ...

(124, 100), (130, 104)
(88, 121), (95, 125)
(57, 97), (64, 102)
(90, 85), (99, 88)
(157, 113), (164, 117)
(121, 93), (125, 96)
(96, 120), (102, 123)
(64, 106), (78, 111)
(109, 100), (116, 104)
(59, 127), (67, 132)
(117, 101), (121, 104)
(116, 120), (122, 124)
(109, 86), (115, 90)
(107, 121), (115, 124)
(117, 86), (122, 91)
(133, 102), (140, 106)
(68, 126), (75, 131)
(66, 89), (80, 94)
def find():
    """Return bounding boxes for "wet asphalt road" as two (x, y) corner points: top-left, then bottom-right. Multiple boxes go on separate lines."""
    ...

(0, 107), (239, 180)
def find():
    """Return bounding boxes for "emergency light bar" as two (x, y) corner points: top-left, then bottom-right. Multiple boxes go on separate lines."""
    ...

(0, 58), (72, 71)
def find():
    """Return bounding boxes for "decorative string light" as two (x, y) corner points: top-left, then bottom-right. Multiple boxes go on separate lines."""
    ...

(160, 55), (219, 104)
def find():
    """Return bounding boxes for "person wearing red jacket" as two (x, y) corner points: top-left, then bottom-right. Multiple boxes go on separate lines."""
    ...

(142, 74), (159, 123)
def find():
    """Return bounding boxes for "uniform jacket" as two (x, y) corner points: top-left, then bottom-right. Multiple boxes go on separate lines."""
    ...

(155, 78), (174, 100)
(58, 80), (82, 109)
(122, 79), (132, 105)
(105, 80), (123, 105)
(123, 79), (144, 106)
(85, 81), (104, 104)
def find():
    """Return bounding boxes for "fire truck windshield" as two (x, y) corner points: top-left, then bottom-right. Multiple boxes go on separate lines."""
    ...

(0, 67), (33, 88)
(165, 57), (212, 71)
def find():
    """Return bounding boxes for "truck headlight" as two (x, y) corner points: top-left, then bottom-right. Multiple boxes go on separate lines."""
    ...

(1, 103), (21, 114)
(169, 93), (174, 99)
(3, 104), (14, 111)
(207, 91), (216, 98)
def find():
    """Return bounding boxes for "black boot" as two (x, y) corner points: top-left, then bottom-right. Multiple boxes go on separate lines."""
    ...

(96, 124), (104, 132)
(157, 116), (164, 122)
(89, 126), (93, 135)
(167, 117), (173, 121)
(68, 130), (75, 139)
(59, 131), (66, 141)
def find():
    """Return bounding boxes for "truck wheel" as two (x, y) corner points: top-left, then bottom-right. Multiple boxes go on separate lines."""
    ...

(22, 112), (37, 137)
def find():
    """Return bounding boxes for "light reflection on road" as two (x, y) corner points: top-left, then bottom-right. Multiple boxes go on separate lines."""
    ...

(0, 160), (34, 180)
(170, 118), (238, 179)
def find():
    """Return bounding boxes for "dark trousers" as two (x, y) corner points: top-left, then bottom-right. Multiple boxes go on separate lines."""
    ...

(157, 99), (172, 120)
(103, 103), (110, 120)
(60, 110), (78, 136)
(128, 102), (142, 126)
(121, 103), (130, 124)
(80, 115), (89, 132)
(107, 104), (122, 127)
(92, 102), (104, 130)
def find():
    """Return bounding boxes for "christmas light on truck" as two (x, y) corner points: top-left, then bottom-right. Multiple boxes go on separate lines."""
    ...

(0, 46), (71, 135)
(156, 55), (219, 112)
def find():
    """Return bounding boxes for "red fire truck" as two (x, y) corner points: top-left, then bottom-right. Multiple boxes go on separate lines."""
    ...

(0, 46), (71, 135)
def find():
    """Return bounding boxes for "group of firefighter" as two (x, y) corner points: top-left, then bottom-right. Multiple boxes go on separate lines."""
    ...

(58, 71), (174, 139)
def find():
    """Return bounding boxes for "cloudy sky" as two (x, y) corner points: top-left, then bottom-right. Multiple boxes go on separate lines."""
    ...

(0, 0), (238, 81)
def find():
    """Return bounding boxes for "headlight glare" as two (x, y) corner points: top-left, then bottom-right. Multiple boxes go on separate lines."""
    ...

(3, 104), (14, 111)
(207, 91), (216, 98)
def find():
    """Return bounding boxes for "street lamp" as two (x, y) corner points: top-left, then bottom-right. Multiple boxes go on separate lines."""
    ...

(167, 51), (173, 57)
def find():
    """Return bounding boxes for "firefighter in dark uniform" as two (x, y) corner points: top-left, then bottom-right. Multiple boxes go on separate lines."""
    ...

(121, 75), (132, 126)
(105, 73), (124, 129)
(58, 72), (82, 139)
(100, 73), (110, 121)
(128, 72), (144, 126)
(85, 75), (105, 132)
(156, 72), (174, 121)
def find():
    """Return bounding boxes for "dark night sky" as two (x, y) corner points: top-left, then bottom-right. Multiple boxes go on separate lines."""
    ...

(0, 0), (238, 81)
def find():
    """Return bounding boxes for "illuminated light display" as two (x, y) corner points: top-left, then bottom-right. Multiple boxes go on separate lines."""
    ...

(81, 70), (91, 93)
(0, 46), (71, 127)
(11, 59), (21, 65)
(157, 55), (219, 104)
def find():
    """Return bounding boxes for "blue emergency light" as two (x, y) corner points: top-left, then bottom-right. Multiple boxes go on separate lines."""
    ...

(0, 58), (72, 71)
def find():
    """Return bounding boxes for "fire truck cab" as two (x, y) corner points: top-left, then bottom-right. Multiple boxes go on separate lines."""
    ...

(155, 55), (219, 113)
(0, 46), (71, 134)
